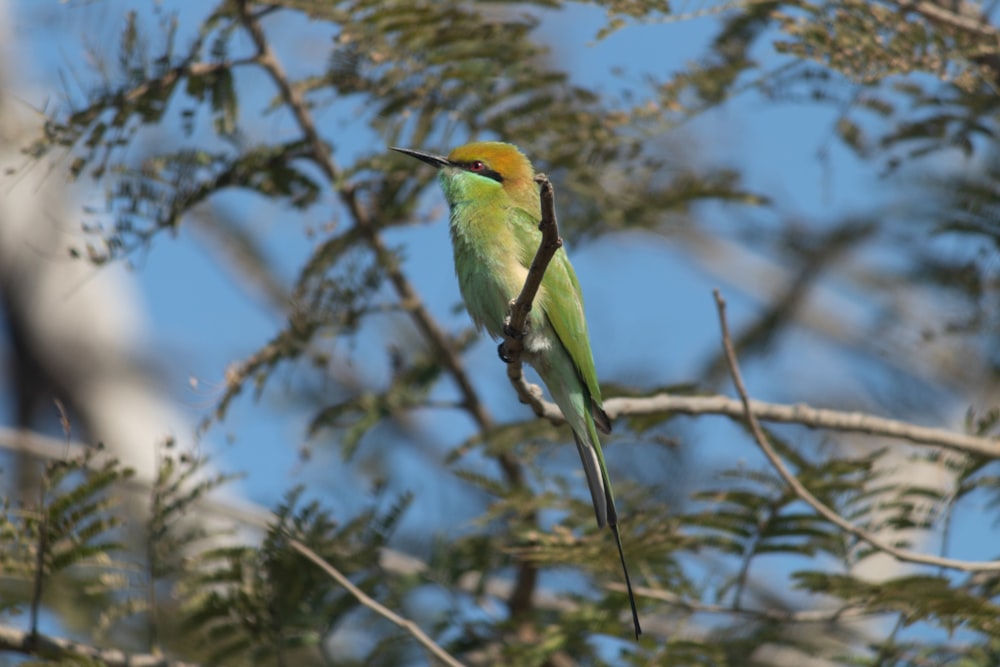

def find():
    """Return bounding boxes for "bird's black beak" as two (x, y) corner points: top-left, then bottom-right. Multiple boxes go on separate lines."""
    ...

(390, 146), (451, 169)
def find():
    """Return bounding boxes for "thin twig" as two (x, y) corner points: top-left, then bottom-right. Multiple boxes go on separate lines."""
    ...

(289, 539), (466, 667)
(713, 288), (1000, 573)
(0, 624), (201, 667)
(501, 173), (563, 397)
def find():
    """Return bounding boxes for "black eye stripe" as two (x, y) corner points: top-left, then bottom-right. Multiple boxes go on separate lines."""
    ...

(456, 161), (504, 183)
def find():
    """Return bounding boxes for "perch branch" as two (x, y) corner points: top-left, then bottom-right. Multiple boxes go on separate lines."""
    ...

(501, 173), (563, 413)
(713, 289), (1000, 573)
(605, 394), (1000, 459)
(506, 388), (1000, 460)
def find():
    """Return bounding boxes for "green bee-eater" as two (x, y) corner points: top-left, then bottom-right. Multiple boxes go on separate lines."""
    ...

(392, 142), (641, 638)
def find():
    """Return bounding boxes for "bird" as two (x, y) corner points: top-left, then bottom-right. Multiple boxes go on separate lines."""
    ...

(391, 141), (641, 638)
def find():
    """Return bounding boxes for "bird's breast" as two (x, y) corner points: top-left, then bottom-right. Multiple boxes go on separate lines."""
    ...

(449, 206), (539, 339)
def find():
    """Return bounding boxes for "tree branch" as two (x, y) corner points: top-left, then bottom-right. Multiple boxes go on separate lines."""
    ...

(0, 624), (202, 667)
(617, 394), (1000, 458)
(290, 539), (467, 667)
(500, 173), (563, 406)
(713, 288), (1000, 573)
(507, 385), (1000, 459)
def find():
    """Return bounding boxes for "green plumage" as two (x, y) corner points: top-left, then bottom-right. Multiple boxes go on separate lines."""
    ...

(391, 141), (641, 639)
(445, 179), (616, 525)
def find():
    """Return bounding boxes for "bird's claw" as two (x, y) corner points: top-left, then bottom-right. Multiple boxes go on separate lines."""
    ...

(498, 342), (514, 363)
(503, 310), (531, 340)
(501, 305), (533, 363)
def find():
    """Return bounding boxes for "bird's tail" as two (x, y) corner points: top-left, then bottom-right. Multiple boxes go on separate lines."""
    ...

(572, 426), (612, 529)
(573, 416), (642, 639)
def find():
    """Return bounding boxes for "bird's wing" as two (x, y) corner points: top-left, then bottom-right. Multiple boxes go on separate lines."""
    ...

(542, 249), (605, 407)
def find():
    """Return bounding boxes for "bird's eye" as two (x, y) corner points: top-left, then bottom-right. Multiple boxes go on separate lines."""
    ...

(461, 159), (503, 183)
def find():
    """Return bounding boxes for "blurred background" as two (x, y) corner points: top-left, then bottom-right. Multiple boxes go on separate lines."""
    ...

(1, 1), (999, 665)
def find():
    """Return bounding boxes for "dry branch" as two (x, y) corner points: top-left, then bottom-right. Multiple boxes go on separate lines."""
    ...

(507, 381), (1000, 459)
(500, 173), (563, 392)
(713, 289), (1000, 573)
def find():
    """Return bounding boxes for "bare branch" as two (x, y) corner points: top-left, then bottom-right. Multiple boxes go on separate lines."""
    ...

(713, 289), (1000, 573)
(290, 539), (467, 667)
(614, 394), (1000, 458)
(509, 386), (1000, 460)
(0, 624), (202, 667)
(501, 173), (563, 413)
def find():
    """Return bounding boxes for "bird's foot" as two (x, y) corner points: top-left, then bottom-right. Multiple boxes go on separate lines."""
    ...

(502, 311), (531, 340)
(501, 309), (533, 363)
(498, 342), (514, 363)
